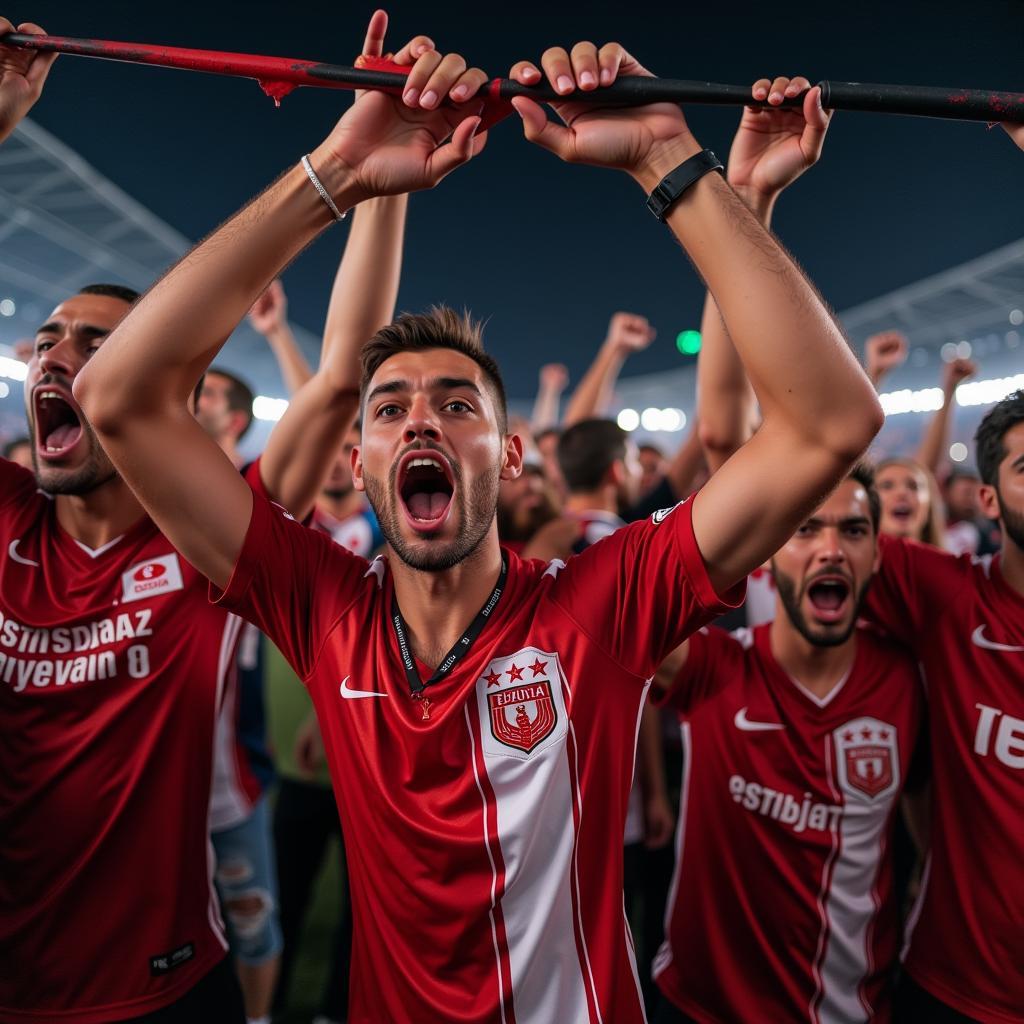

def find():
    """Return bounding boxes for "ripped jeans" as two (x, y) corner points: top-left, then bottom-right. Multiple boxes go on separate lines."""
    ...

(211, 795), (283, 965)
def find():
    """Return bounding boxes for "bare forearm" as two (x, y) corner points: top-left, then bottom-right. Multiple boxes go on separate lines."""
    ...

(696, 188), (768, 473)
(563, 343), (624, 426)
(641, 167), (880, 456)
(320, 194), (408, 389)
(916, 389), (955, 473)
(531, 383), (563, 433)
(266, 324), (314, 395)
(80, 153), (358, 417)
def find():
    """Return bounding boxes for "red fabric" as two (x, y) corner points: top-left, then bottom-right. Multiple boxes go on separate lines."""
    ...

(863, 536), (1024, 1024)
(654, 623), (922, 1023)
(0, 459), (236, 1021)
(213, 494), (740, 1023)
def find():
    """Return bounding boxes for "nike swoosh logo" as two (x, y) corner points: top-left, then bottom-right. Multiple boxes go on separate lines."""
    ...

(734, 707), (785, 732)
(971, 624), (1024, 653)
(339, 676), (388, 699)
(8, 539), (39, 567)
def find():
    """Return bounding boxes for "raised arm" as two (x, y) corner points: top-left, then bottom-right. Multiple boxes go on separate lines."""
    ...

(916, 356), (976, 475)
(0, 18), (56, 143)
(864, 330), (909, 390)
(530, 362), (569, 433)
(248, 280), (314, 395)
(512, 51), (882, 594)
(74, 14), (489, 589)
(697, 76), (831, 475)
(563, 312), (655, 426)
(257, 192), (409, 519)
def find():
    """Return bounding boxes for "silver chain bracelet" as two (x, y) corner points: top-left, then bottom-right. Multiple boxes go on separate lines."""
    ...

(301, 154), (347, 223)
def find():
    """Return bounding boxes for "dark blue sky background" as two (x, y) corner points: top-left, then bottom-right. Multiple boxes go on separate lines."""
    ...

(18, 0), (1024, 399)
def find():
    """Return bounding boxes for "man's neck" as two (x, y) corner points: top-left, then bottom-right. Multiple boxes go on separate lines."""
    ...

(55, 476), (146, 550)
(389, 528), (504, 672)
(769, 610), (857, 702)
(564, 489), (617, 516)
(999, 533), (1024, 597)
(317, 491), (365, 522)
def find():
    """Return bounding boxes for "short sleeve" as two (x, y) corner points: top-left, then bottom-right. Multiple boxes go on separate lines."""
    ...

(653, 626), (744, 715)
(210, 491), (371, 680)
(548, 497), (745, 679)
(0, 457), (37, 514)
(863, 535), (966, 647)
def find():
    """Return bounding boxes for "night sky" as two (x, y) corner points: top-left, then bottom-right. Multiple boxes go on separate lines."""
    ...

(14, 0), (1024, 400)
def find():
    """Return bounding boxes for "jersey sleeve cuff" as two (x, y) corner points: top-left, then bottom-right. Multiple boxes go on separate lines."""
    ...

(209, 489), (273, 610)
(676, 499), (747, 614)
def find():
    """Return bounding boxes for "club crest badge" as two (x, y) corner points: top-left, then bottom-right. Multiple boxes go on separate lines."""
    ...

(476, 647), (568, 760)
(833, 716), (899, 801)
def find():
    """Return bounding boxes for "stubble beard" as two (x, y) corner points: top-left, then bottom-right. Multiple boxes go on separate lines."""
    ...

(363, 458), (501, 572)
(772, 565), (872, 649)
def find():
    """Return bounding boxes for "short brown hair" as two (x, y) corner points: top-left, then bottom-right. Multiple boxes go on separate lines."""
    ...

(359, 307), (508, 432)
(206, 367), (255, 439)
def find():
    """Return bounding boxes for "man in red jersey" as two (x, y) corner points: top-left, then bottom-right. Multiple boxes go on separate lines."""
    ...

(868, 389), (1024, 1024)
(0, 15), (418, 1022)
(76, 24), (883, 1024)
(651, 465), (923, 1023)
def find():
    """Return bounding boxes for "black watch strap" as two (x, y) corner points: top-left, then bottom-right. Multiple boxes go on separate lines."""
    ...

(646, 149), (724, 222)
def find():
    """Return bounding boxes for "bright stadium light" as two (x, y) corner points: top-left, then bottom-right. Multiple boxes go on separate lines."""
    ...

(0, 355), (28, 382)
(0, 299), (15, 317)
(879, 373), (1024, 417)
(617, 408), (639, 432)
(252, 395), (289, 422)
(1010, 309), (1024, 326)
(641, 407), (662, 431)
(949, 442), (968, 462)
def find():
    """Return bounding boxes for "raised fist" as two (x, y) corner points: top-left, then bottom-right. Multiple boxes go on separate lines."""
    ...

(865, 331), (908, 384)
(248, 279), (288, 336)
(606, 312), (656, 353)
(539, 363), (569, 391)
(943, 356), (977, 393)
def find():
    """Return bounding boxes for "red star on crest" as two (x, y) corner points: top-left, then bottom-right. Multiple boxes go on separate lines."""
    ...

(861, 727), (873, 740)
(843, 730), (854, 742)
(529, 658), (548, 677)
(879, 729), (891, 740)
(506, 663), (524, 682)
(485, 671), (502, 688)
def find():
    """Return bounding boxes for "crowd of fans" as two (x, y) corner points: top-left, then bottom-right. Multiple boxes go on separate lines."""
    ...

(1, 11), (1022, 1024)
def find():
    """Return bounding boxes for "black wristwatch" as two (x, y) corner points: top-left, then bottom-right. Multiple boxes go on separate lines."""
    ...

(646, 149), (724, 222)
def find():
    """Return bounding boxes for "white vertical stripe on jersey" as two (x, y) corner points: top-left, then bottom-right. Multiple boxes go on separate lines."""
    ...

(652, 720), (692, 982)
(817, 732), (892, 1024)
(464, 705), (509, 1024)
(567, 718), (604, 1024)
(477, 699), (593, 1023)
(809, 735), (843, 1023)
(206, 612), (243, 950)
(622, 681), (652, 1020)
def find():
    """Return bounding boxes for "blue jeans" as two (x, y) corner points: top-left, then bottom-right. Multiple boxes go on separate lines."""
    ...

(211, 795), (283, 965)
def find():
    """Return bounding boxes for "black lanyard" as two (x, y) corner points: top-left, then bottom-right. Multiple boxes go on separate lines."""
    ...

(390, 558), (508, 697)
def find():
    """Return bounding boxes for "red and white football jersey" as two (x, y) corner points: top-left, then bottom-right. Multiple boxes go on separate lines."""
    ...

(0, 459), (240, 1023)
(865, 536), (1024, 1024)
(213, 492), (742, 1024)
(653, 623), (922, 1024)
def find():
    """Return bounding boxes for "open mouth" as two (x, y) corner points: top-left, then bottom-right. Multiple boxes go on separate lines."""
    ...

(806, 575), (851, 623)
(397, 450), (455, 530)
(889, 503), (914, 522)
(34, 387), (84, 461)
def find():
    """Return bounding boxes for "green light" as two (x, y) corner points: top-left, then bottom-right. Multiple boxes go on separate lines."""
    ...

(676, 329), (702, 356)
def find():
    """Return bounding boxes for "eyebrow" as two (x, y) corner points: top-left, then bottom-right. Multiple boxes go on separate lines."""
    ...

(365, 377), (482, 406)
(35, 322), (111, 340)
(803, 516), (872, 528)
